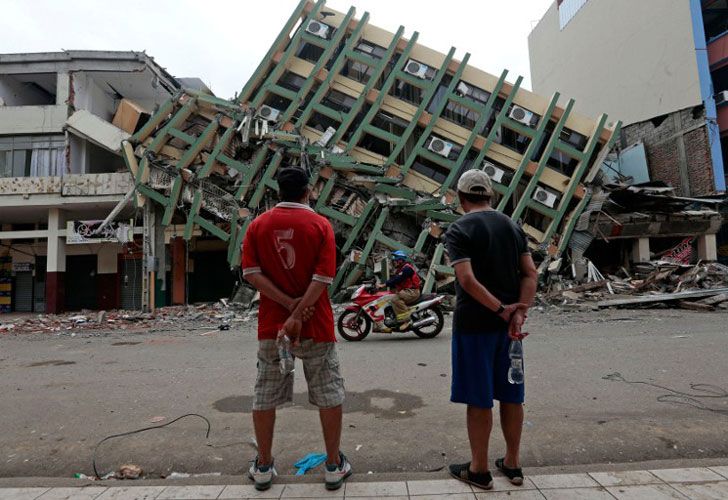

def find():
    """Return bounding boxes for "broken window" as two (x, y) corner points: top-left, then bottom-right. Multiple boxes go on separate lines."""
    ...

(0, 74), (56, 106)
(321, 89), (356, 114)
(354, 40), (387, 60)
(278, 71), (307, 92)
(560, 127), (588, 152)
(391, 79), (425, 106)
(340, 59), (373, 84)
(307, 112), (340, 134)
(296, 41), (325, 64)
(412, 156), (450, 184)
(457, 81), (491, 107)
(358, 133), (392, 157)
(441, 100), (480, 129)
(499, 126), (532, 155)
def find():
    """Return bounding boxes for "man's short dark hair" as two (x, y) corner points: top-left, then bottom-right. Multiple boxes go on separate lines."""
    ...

(458, 190), (491, 205)
(277, 167), (310, 202)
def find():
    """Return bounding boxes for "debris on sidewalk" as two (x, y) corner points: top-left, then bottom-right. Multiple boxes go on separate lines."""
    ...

(116, 463), (143, 480)
(0, 299), (257, 335)
(543, 260), (728, 310)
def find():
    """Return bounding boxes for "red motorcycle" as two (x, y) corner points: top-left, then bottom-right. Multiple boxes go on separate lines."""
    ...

(337, 282), (446, 341)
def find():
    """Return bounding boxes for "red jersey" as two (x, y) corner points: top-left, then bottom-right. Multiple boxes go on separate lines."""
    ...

(241, 202), (337, 342)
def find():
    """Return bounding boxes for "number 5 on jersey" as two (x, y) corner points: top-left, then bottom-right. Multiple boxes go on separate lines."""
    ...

(274, 229), (296, 269)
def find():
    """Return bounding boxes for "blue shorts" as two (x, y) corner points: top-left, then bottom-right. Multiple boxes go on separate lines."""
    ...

(451, 330), (525, 409)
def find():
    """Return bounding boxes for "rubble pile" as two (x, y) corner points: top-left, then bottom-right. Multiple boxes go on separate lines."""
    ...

(544, 261), (728, 311)
(0, 302), (253, 335)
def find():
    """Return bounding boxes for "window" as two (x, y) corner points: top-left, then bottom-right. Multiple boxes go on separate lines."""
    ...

(412, 157), (449, 184)
(340, 59), (373, 84)
(558, 0), (590, 30)
(0, 136), (65, 177)
(391, 79), (425, 106)
(354, 40), (387, 60)
(441, 101), (480, 130)
(296, 42), (324, 63)
(278, 71), (307, 92)
(321, 89), (356, 114)
(307, 112), (340, 134)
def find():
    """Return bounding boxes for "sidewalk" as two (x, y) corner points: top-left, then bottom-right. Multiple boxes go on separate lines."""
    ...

(1, 466), (727, 500)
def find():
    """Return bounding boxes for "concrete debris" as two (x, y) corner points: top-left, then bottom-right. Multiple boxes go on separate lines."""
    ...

(544, 261), (728, 310)
(0, 301), (253, 335)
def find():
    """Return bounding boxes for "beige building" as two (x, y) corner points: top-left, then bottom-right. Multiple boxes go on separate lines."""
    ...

(528, 0), (727, 194)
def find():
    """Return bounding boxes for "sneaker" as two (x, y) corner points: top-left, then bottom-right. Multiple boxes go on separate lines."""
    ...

(448, 462), (493, 490)
(248, 457), (277, 491)
(325, 451), (353, 490)
(495, 457), (524, 486)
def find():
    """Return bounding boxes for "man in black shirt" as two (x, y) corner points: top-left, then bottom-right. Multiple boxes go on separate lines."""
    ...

(444, 169), (538, 490)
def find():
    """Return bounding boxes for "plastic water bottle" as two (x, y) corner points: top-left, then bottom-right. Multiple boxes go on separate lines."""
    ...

(277, 333), (295, 375)
(507, 339), (524, 384)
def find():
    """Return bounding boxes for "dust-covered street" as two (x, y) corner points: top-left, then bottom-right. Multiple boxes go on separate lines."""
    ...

(1, 308), (727, 479)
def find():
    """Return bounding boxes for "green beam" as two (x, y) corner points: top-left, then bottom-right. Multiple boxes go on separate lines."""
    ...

(374, 183), (417, 200)
(329, 25), (405, 146)
(183, 191), (203, 240)
(248, 151), (283, 208)
(249, 0), (327, 109)
(296, 11), (370, 127)
(147, 98), (197, 154)
(197, 217), (230, 241)
(437, 71), (510, 194)
(199, 123), (236, 178)
(340, 199), (377, 254)
(422, 243), (445, 294)
(398, 52), (471, 176)
(507, 93), (567, 219)
(436, 70), (509, 194)
(344, 33), (419, 152)
(161, 175), (184, 225)
(178, 117), (220, 171)
(131, 95), (177, 143)
(237, 0), (310, 104)
(236, 146), (269, 201)
(542, 113), (610, 243)
(385, 47), (457, 170)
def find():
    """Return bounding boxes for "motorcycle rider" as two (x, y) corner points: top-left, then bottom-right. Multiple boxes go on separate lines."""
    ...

(379, 250), (421, 327)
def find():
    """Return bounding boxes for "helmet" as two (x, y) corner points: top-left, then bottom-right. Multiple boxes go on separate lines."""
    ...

(391, 250), (408, 261)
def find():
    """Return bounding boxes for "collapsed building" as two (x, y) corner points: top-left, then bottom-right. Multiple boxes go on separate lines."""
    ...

(2, 0), (724, 315)
(117, 0), (624, 308)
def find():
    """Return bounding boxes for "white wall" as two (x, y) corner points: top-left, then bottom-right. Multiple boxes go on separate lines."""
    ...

(72, 73), (117, 121)
(528, 0), (702, 124)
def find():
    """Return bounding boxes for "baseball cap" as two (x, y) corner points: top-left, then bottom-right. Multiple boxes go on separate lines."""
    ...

(457, 169), (493, 196)
(276, 167), (310, 192)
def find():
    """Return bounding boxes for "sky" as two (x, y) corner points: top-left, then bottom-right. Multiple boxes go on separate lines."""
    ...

(1, 0), (554, 99)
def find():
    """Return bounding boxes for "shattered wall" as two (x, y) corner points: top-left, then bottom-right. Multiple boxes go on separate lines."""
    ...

(620, 105), (717, 196)
(122, 0), (620, 301)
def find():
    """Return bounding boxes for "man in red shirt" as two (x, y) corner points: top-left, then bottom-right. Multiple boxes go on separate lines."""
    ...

(241, 167), (351, 492)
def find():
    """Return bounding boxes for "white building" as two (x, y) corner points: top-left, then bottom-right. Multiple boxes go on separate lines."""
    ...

(0, 51), (179, 313)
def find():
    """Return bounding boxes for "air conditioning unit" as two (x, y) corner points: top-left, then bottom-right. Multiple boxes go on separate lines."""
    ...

(482, 162), (505, 183)
(716, 90), (728, 105)
(509, 105), (535, 126)
(305, 20), (330, 39)
(256, 105), (281, 122)
(427, 137), (453, 157)
(403, 59), (430, 79)
(456, 81), (470, 97)
(532, 187), (559, 208)
(316, 126), (336, 147)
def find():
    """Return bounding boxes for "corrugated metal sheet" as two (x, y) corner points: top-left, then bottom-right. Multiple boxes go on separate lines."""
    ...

(120, 259), (142, 310)
(559, 0), (590, 29)
(13, 271), (33, 312)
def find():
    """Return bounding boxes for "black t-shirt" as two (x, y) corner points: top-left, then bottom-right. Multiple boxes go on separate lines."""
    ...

(444, 210), (529, 333)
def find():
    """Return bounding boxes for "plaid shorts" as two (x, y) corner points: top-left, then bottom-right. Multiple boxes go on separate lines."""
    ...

(253, 339), (345, 411)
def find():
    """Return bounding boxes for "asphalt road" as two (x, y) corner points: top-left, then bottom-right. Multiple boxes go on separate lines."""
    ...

(1, 308), (727, 478)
